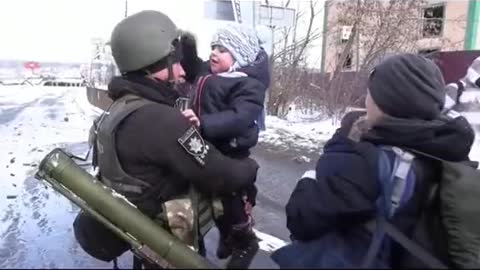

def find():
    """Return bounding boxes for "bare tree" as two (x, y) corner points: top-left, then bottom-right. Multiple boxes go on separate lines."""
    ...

(268, 0), (468, 121)
(316, 0), (448, 120)
(268, 0), (323, 118)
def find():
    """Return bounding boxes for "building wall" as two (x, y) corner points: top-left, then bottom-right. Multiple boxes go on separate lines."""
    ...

(109, 0), (325, 67)
(322, 1), (349, 73)
(85, 0), (326, 70)
(323, 0), (470, 73)
(416, 0), (469, 51)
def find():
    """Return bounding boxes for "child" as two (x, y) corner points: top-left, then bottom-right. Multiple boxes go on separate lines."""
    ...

(181, 23), (270, 269)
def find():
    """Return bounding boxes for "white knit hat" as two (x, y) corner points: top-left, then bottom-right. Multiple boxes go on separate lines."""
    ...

(211, 23), (261, 68)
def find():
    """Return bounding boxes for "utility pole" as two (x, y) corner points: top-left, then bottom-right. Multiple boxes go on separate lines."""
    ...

(320, 0), (330, 74)
(124, 0), (128, 18)
(464, 0), (479, 50)
(264, 3), (275, 124)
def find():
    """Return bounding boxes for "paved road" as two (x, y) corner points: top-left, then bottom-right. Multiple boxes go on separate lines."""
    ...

(0, 86), (320, 268)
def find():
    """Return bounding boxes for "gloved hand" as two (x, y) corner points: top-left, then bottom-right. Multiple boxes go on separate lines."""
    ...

(180, 31), (200, 83)
(180, 32), (197, 58)
(335, 110), (366, 139)
(340, 110), (366, 131)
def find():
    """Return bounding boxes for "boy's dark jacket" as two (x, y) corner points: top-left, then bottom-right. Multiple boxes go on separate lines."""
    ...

(283, 110), (475, 267)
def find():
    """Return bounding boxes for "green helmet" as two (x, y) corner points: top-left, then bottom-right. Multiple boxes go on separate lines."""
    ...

(110, 10), (181, 73)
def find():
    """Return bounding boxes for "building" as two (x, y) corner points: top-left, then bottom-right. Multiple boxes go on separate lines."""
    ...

(321, 0), (480, 73)
(90, 0), (324, 67)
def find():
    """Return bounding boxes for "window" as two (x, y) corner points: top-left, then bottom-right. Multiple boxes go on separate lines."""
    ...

(204, 0), (235, 21)
(339, 52), (353, 70)
(422, 4), (445, 38)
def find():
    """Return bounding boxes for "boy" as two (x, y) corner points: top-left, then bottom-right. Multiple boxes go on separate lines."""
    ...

(181, 23), (270, 269)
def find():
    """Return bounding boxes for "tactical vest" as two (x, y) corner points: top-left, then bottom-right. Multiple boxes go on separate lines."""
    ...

(94, 94), (155, 196)
(91, 94), (217, 252)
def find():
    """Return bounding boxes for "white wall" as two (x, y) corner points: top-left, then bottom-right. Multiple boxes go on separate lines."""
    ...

(93, 0), (325, 67)
(248, 0), (325, 68)
(0, 0), (324, 65)
(126, 0), (243, 60)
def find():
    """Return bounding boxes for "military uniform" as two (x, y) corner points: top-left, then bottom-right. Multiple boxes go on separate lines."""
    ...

(73, 10), (259, 267)
(95, 75), (259, 206)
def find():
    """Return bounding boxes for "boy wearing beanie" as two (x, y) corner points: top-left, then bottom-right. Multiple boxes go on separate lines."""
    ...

(274, 54), (475, 268)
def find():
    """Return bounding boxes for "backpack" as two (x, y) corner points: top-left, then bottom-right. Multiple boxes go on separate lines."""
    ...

(364, 146), (480, 269)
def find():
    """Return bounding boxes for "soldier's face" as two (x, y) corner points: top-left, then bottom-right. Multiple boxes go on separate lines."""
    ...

(151, 63), (186, 83)
(210, 45), (234, 74)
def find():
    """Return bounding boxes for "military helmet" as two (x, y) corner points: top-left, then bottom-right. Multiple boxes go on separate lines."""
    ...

(110, 10), (181, 73)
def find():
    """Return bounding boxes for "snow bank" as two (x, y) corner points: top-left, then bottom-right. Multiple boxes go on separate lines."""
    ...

(259, 114), (339, 154)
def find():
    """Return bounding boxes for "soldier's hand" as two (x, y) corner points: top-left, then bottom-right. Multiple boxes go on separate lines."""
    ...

(182, 109), (200, 128)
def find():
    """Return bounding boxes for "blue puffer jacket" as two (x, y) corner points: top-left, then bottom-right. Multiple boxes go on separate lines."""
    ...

(192, 49), (270, 158)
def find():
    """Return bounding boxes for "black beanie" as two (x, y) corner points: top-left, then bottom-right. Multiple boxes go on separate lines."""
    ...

(368, 54), (446, 120)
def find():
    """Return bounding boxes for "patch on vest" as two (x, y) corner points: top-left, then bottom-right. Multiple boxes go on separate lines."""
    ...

(178, 126), (209, 166)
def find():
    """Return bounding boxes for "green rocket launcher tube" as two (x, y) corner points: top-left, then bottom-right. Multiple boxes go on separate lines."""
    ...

(35, 148), (212, 269)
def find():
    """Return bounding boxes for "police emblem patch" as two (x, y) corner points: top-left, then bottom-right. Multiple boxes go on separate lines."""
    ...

(178, 126), (209, 166)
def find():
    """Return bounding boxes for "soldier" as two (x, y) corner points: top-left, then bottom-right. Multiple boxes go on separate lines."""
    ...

(73, 10), (259, 268)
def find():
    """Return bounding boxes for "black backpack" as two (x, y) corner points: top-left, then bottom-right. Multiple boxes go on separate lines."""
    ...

(363, 146), (480, 269)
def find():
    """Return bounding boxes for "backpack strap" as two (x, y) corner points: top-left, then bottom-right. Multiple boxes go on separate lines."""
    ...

(389, 147), (415, 218)
(383, 222), (448, 269)
(362, 146), (415, 268)
(363, 146), (450, 269)
(363, 219), (448, 269)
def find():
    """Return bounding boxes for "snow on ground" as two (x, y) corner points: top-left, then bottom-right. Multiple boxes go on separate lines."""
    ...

(0, 86), (104, 268)
(0, 86), (95, 202)
(259, 112), (339, 155)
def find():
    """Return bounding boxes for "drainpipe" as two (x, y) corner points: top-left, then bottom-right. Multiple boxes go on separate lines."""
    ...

(464, 0), (480, 50)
